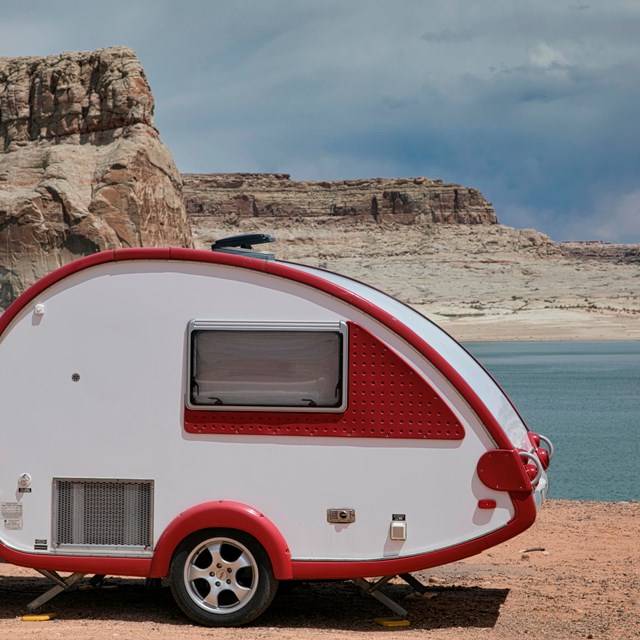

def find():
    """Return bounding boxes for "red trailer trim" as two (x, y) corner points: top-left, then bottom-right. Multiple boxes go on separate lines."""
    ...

(0, 247), (514, 449)
(149, 501), (293, 580)
(289, 491), (536, 580)
(0, 494), (535, 580)
(0, 543), (152, 577)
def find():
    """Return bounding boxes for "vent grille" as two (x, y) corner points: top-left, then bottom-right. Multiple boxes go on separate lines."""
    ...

(54, 479), (153, 549)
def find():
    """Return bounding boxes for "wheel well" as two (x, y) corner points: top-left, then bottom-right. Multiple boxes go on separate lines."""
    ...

(149, 501), (293, 580)
(170, 527), (261, 564)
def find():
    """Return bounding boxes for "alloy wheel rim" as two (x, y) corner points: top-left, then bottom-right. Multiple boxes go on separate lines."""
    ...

(183, 537), (259, 614)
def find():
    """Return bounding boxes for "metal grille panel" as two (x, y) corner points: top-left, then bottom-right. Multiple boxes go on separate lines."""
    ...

(54, 479), (153, 549)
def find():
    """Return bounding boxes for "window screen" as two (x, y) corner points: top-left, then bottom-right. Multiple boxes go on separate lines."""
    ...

(190, 330), (344, 408)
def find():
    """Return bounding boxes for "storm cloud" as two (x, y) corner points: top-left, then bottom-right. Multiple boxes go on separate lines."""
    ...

(1, 0), (639, 241)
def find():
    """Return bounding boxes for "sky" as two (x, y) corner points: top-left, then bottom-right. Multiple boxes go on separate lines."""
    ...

(2, 0), (639, 242)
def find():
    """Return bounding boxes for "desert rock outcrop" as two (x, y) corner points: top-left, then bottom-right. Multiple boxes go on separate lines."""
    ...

(559, 241), (640, 264)
(183, 173), (498, 225)
(0, 46), (192, 308)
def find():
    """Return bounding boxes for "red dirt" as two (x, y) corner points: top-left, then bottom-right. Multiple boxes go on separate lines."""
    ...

(0, 500), (637, 640)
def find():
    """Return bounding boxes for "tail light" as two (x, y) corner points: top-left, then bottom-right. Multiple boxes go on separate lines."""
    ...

(528, 432), (554, 470)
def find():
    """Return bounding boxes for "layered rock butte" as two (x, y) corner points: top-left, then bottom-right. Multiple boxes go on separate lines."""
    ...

(0, 46), (192, 308)
(1, 47), (638, 340)
(184, 173), (640, 342)
(183, 172), (498, 225)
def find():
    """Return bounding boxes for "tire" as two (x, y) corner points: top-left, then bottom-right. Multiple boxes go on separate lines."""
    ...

(170, 528), (278, 627)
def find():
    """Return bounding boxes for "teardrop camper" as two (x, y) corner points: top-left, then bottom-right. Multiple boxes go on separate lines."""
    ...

(0, 234), (553, 626)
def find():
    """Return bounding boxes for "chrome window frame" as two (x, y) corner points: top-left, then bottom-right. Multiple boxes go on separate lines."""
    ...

(186, 320), (348, 413)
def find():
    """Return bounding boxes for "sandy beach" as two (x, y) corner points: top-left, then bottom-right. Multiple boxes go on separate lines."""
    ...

(434, 308), (640, 342)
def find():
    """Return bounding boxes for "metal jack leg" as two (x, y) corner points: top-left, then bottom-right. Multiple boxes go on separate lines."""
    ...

(352, 576), (408, 618)
(399, 573), (429, 595)
(27, 570), (86, 611)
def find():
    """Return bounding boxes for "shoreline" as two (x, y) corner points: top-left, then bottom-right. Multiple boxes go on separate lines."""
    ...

(432, 309), (640, 342)
(461, 337), (640, 343)
(550, 497), (637, 502)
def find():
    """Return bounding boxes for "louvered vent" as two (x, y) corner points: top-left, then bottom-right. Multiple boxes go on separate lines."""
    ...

(53, 479), (153, 550)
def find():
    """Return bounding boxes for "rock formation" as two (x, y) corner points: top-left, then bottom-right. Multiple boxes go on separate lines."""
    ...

(0, 46), (192, 308)
(183, 173), (498, 225)
(560, 241), (640, 264)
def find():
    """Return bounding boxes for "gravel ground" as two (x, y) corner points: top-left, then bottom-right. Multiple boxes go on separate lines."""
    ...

(0, 500), (637, 640)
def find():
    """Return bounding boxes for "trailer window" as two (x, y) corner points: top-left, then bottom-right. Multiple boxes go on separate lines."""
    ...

(189, 328), (345, 409)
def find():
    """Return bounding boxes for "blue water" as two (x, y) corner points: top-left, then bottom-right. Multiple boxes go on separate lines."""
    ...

(465, 341), (640, 502)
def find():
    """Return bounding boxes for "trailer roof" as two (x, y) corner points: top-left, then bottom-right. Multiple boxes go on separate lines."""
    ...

(0, 247), (522, 450)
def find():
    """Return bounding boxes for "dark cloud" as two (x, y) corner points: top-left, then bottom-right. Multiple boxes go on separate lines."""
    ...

(420, 28), (476, 43)
(1, 0), (639, 241)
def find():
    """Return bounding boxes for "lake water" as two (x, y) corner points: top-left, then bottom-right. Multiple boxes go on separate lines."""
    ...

(465, 341), (640, 502)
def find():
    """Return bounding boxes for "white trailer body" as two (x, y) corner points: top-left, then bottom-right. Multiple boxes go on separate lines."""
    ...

(0, 243), (552, 626)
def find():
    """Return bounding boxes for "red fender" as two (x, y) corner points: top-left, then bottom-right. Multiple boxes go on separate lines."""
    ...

(149, 501), (292, 580)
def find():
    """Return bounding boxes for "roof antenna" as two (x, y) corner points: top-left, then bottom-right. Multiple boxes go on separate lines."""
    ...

(211, 233), (277, 260)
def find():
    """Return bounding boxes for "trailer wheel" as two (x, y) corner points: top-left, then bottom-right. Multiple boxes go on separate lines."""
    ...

(170, 529), (278, 627)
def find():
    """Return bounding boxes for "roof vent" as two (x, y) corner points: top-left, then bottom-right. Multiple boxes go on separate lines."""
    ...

(211, 233), (276, 260)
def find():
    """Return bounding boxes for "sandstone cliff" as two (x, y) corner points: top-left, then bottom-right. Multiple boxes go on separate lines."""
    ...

(183, 173), (498, 225)
(559, 241), (640, 264)
(0, 46), (192, 308)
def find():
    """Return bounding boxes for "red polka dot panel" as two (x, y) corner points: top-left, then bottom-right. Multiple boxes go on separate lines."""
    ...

(184, 321), (465, 440)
